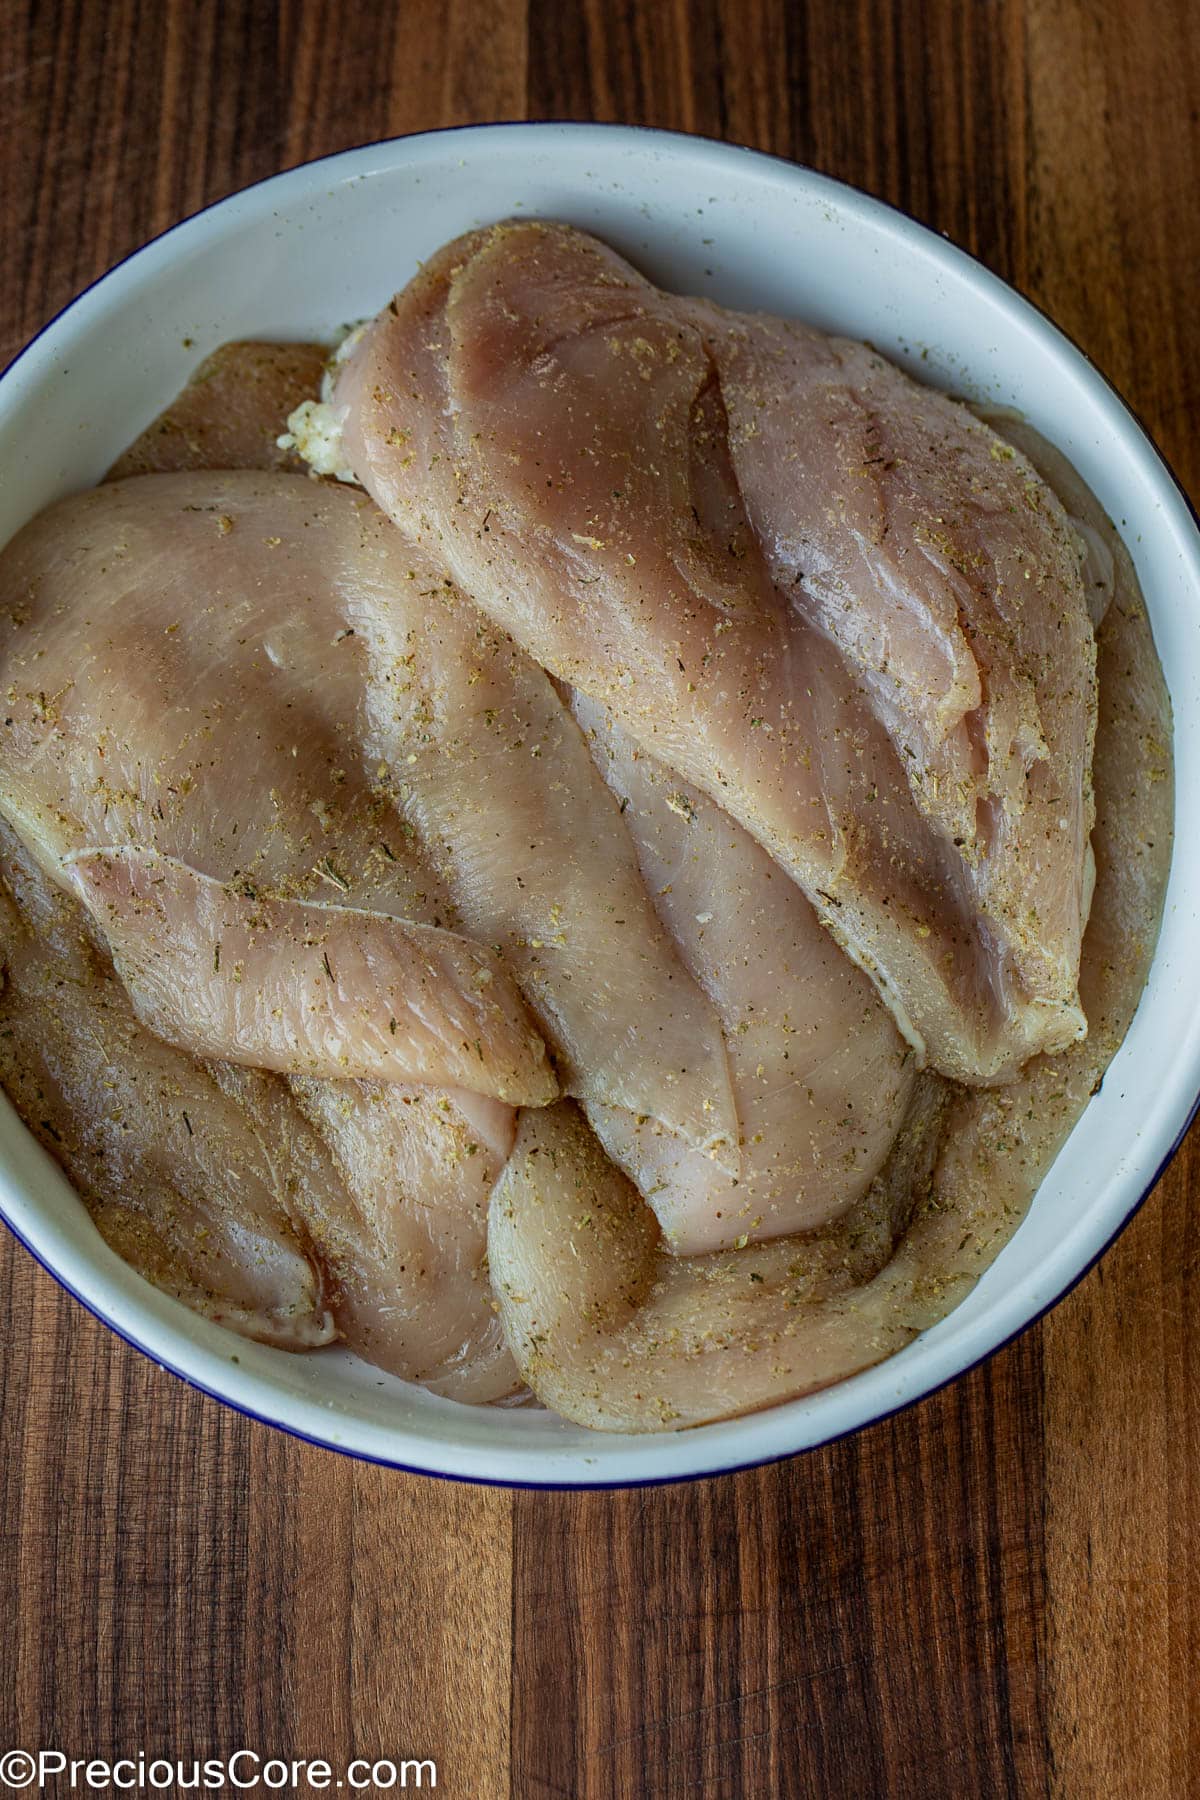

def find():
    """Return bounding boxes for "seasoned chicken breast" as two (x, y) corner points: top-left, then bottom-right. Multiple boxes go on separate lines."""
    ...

(71, 847), (549, 1101)
(285, 1077), (520, 1399)
(335, 221), (1099, 1083)
(0, 819), (335, 1349)
(0, 817), (520, 1395)
(0, 471), (732, 1153)
(682, 299), (1097, 1022)
(0, 219), (1170, 1431)
(490, 422), (1172, 1431)
(489, 1081), (950, 1431)
(573, 694), (917, 1254)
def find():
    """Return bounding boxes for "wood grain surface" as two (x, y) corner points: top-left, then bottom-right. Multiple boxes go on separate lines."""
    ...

(1, 2), (1197, 1794)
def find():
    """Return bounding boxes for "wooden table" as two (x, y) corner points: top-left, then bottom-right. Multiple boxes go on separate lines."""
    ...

(1, 2), (1196, 1793)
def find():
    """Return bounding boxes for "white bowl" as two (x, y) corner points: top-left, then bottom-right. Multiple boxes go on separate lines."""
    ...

(1, 124), (1197, 1487)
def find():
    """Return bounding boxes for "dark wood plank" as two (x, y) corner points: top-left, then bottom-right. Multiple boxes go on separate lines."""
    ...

(281, 0), (528, 164)
(1, 1268), (256, 1749)
(514, 1341), (1048, 1799)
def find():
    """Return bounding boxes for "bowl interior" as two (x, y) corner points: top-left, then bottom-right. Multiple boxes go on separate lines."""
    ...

(2, 124), (1198, 1486)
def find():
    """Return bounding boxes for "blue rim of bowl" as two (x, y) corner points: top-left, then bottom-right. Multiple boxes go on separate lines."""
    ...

(1, 120), (1197, 1491)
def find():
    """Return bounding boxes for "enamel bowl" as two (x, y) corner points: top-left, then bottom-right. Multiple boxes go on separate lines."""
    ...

(1, 124), (1196, 1487)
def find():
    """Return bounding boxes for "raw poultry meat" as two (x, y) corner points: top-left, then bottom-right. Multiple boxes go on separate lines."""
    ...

(681, 299), (1098, 1022)
(490, 1078), (951, 1431)
(490, 419), (1173, 1430)
(71, 846), (550, 1100)
(285, 1076), (520, 1399)
(335, 221), (1099, 1083)
(0, 470), (731, 1151)
(0, 817), (334, 1349)
(924, 413), (1173, 1303)
(0, 472), (551, 1100)
(0, 741), (517, 1395)
(573, 694), (917, 1253)
(0, 378), (529, 1396)
(0, 216), (1172, 1431)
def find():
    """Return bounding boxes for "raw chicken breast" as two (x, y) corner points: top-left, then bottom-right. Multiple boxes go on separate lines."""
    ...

(490, 1080), (950, 1431)
(0, 239), (1167, 1431)
(0, 352), (539, 1395)
(0, 820), (334, 1349)
(286, 1079), (520, 1399)
(350, 559), (736, 1158)
(0, 470), (732, 1152)
(0, 474), (465, 941)
(335, 221), (1096, 1082)
(682, 300), (1098, 1030)
(488, 422), (1172, 1431)
(923, 418), (1173, 1297)
(573, 694), (916, 1253)
(70, 847), (550, 1100)
(0, 817), (519, 1395)
(970, 407), (1116, 631)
